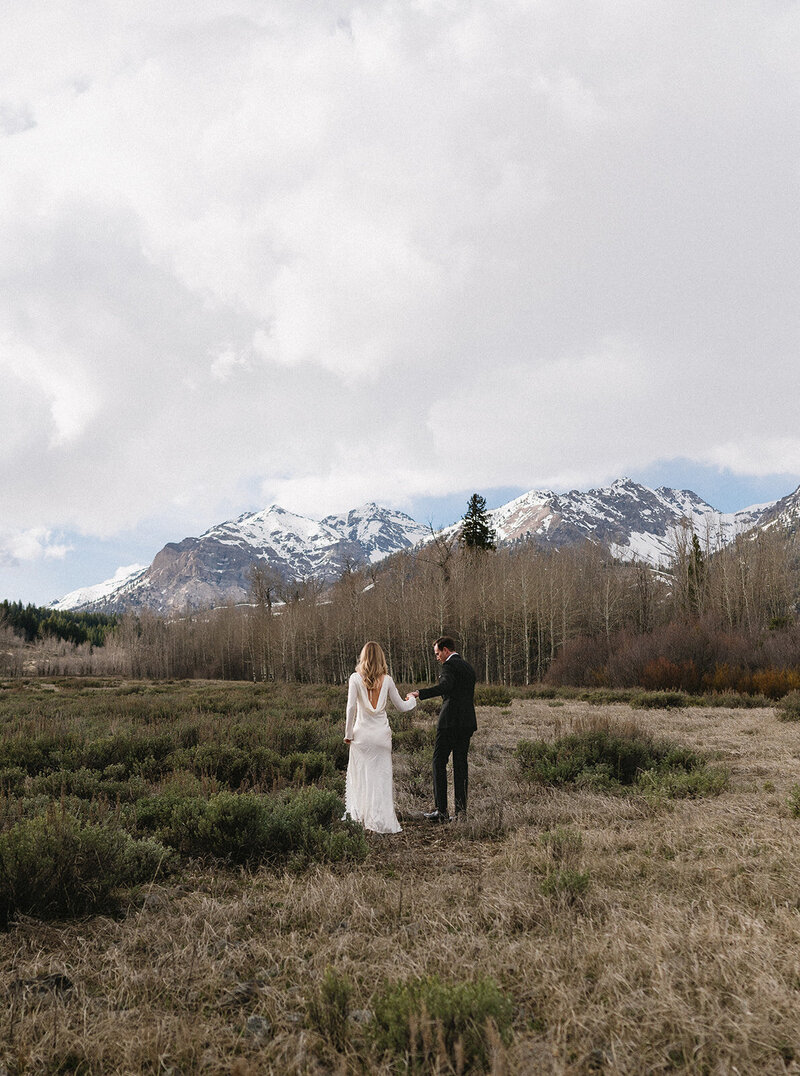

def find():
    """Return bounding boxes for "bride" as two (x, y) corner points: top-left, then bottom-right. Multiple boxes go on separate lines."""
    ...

(344, 641), (416, 833)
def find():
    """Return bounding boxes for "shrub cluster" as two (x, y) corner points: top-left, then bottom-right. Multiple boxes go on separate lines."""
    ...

(516, 727), (728, 797)
(136, 786), (367, 867)
(371, 975), (513, 1071)
(629, 691), (688, 709)
(776, 691), (800, 722)
(0, 810), (167, 927)
(475, 685), (512, 707)
(0, 681), (373, 924)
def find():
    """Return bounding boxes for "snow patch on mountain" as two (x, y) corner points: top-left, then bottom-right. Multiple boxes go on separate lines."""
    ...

(208, 505), (344, 551)
(322, 503), (430, 563)
(52, 564), (148, 612)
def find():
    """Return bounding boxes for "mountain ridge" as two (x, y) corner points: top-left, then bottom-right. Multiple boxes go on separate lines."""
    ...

(53, 478), (800, 614)
(53, 504), (430, 614)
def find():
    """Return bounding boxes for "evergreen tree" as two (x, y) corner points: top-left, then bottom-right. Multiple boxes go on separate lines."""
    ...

(459, 494), (497, 551)
(687, 532), (706, 616)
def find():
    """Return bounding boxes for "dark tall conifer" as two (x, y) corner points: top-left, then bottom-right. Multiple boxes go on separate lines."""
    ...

(459, 493), (497, 550)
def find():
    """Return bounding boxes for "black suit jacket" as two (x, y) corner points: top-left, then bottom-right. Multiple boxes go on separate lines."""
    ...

(418, 654), (477, 734)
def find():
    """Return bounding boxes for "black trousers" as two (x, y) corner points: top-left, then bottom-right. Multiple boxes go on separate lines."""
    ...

(432, 727), (473, 816)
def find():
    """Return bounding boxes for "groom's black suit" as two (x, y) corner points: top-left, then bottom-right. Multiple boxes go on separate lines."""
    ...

(418, 653), (477, 816)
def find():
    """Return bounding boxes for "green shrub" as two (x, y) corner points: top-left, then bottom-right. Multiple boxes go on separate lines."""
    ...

(80, 732), (176, 774)
(0, 810), (169, 926)
(0, 766), (27, 794)
(540, 826), (583, 863)
(0, 792), (111, 829)
(777, 691), (800, 722)
(475, 686), (512, 707)
(696, 692), (771, 709)
(142, 787), (368, 868)
(371, 975), (513, 1072)
(540, 868), (590, 900)
(171, 743), (251, 786)
(0, 733), (77, 776)
(314, 733), (351, 772)
(282, 751), (335, 784)
(244, 746), (286, 786)
(135, 786), (204, 832)
(29, 768), (149, 803)
(636, 766), (730, 799)
(516, 728), (727, 797)
(581, 688), (639, 704)
(264, 718), (325, 755)
(306, 966), (353, 1051)
(630, 691), (688, 710)
(392, 726), (436, 751)
(517, 729), (659, 787)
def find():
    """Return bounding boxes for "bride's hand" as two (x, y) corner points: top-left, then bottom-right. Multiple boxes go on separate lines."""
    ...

(344, 738), (352, 744)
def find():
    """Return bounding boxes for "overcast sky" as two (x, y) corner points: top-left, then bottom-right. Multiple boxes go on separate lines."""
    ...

(2, 1), (800, 604)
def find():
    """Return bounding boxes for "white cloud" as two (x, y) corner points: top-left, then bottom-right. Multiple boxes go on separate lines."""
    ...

(0, 527), (71, 566)
(703, 439), (800, 478)
(1, 0), (799, 572)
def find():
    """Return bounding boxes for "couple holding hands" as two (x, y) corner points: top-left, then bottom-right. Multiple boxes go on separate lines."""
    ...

(343, 637), (477, 833)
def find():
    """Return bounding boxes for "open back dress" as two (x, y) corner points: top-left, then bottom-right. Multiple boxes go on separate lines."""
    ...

(343, 672), (416, 833)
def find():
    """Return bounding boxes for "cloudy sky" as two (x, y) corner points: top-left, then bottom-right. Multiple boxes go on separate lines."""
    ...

(2, 0), (800, 604)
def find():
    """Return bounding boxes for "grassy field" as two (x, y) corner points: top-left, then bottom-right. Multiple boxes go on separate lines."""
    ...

(1, 678), (800, 1073)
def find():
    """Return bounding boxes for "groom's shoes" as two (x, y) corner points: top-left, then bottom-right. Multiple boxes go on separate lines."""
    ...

(423, 809), (450, 823)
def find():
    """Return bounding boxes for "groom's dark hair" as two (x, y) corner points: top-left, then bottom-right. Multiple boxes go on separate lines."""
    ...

(434, 635), (457, 652)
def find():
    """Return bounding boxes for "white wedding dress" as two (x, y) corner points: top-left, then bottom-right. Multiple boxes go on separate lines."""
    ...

(343, 672), (416, 834)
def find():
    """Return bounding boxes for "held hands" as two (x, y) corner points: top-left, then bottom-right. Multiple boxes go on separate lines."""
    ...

(405, 690), (419, 700)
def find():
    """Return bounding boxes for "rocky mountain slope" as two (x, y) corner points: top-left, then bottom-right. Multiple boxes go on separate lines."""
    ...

(756, 484), (800, 533)
(53, 504), (429, 614)
(54, 479), (797, 614)
(484, 478), (772, 565)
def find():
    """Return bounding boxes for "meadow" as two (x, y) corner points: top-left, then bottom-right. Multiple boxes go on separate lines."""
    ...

(1, 678), (800, 1074)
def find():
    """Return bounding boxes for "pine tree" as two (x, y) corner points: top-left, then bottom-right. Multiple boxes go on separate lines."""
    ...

(687, 532), (706, 616)
(459, 493), (497, 551)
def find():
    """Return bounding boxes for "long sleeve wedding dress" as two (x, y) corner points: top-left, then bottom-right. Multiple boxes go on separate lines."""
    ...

(343, 672), (416, 834)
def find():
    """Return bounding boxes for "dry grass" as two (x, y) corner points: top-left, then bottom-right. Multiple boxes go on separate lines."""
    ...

(3, 693), (800, 1073)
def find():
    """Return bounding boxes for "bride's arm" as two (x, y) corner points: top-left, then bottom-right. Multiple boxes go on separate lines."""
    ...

(344, 675), (358, 741)
(387, 676), (416, 712)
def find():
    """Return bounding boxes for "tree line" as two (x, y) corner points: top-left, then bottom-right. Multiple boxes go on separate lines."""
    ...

(0, 601), (118, 648)
(4, 503), (799, 693)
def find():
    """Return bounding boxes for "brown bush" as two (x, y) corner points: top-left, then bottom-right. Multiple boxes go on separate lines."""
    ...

(543, 635), (610, 687)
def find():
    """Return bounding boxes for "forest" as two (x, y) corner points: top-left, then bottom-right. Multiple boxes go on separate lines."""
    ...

(0, 600), (118, 648)
(3, 518), (800, 694)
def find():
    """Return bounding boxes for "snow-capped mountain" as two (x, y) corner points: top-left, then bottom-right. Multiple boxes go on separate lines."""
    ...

(54, 479), (797, 614)
(321, 503), (430, 564)
(55, 504), (429, 614)
(485, 478), (773, 566)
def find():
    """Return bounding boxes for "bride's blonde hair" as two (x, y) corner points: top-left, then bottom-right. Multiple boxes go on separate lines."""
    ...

(356, 641), (388, 690)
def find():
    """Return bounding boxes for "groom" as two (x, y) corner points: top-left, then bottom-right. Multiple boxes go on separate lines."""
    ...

(408, 636), (477, 822)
